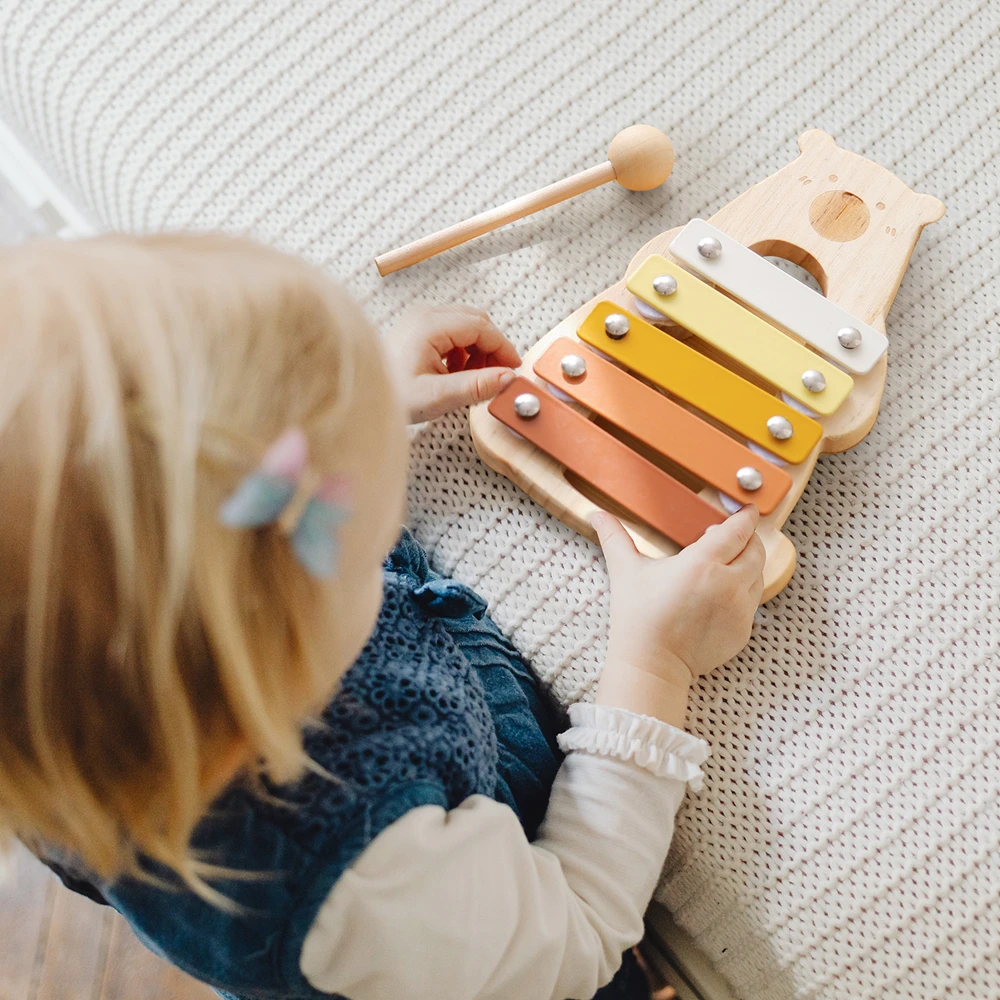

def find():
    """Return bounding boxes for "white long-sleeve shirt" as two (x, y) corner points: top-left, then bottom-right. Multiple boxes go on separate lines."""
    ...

(299, 703), (709, 1000)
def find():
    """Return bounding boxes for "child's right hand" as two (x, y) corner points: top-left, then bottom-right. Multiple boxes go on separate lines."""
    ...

(385, 304), (519, 424)
(592, 505), (764, 727)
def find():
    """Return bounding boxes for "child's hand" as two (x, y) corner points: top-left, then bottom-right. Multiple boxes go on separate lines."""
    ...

(592, 505), (765, 727)
(386, 305), (520, 423)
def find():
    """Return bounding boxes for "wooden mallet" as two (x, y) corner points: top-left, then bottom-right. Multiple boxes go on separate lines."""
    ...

(374, 124), (674, 276)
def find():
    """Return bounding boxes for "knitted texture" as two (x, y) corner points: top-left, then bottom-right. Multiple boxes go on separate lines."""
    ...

(1, 2), (998, 997)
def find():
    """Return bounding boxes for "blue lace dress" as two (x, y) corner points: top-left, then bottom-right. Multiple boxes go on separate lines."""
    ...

(44, 530), (649, 1000)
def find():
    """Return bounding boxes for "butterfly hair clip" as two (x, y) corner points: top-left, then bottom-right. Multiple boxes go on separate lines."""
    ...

(219, 427), (351, 579)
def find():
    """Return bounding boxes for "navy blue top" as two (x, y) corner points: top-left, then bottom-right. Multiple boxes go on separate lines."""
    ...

(44, 531), (648, 1000)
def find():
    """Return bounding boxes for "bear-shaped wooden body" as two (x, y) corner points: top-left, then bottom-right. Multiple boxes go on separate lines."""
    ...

(470, 131), (945, 600)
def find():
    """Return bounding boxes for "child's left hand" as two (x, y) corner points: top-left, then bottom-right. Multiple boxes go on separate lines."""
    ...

(386, 305), (520, 423)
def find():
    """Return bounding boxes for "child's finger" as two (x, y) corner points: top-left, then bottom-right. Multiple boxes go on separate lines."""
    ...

(591, 511), (640, 575)
(691, 505), (760, 564)
(410, 367), (516, 420)
(478, 340), (521, 369)
(729, 532), (766, 579)
(423, 307), (521, 368)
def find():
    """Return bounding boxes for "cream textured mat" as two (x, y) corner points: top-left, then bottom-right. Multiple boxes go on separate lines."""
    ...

(1, 1), (998, 997)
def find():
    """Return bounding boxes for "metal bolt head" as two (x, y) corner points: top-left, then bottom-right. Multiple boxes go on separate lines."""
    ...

(652, 274), (677, 296)
(837, 325), (862, 350)
(801, 369), (827, 393)
(736, 466), (763, 491)
(697, 236), (723, 259)
(604, 313), (630, 339)
(560, 353), (587, 378)
(513, 392), (540, 418)
(766, 415), (794, 440)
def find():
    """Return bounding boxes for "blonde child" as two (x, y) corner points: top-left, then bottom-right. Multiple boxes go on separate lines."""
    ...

(0, 233), (764, 1000)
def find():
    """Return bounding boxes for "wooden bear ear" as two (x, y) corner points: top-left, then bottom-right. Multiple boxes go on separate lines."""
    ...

(797, 129), (837, 154)
(914, 192), (946, 225)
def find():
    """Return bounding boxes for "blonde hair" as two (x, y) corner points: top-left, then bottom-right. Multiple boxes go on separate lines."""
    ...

(0, 233), (391, 887)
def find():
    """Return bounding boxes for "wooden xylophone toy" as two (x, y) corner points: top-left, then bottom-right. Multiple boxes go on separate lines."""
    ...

(470, 130), (945, 601)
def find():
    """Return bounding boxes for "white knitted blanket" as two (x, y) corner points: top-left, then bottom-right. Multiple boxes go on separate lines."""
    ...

(2, 1), (998, 996)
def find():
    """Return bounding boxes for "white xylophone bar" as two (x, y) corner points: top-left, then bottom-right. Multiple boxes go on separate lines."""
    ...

(668, 219), (888, 375)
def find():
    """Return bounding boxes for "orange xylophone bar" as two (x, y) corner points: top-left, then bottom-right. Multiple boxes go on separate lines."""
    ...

(533, 338), (793, 514)
(489, 376), (725, 547)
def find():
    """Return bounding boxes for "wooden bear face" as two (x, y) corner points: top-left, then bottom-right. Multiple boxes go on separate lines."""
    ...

(720, 129), (945, 326)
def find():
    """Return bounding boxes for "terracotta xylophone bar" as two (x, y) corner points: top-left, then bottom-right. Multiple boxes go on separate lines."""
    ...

(488, 376), (725, 547)
(533, 338), (792, 513)
(577, 303), (823, 464)
(627, 256), (853, 414)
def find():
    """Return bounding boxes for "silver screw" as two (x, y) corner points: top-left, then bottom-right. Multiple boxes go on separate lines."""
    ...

(766, 415), (794, 440)
(513, 393), (540, 418)
(736, 466), (763, 491)
(837, 326), (862, 350)
(652, 274), (677, 296)
(801, 369), (827, 393)
(604, 313), (630, 339)
(697, 236), (722, 259)
(560, 354), (587, 378)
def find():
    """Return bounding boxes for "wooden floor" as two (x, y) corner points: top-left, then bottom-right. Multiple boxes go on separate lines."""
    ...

(0, 842), (215, 1000)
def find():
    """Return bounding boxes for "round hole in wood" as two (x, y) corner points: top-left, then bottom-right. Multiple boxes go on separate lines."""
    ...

(808, 190), (870, 242)
(761, 256), (824, 295)
(749, 239), (827, 295)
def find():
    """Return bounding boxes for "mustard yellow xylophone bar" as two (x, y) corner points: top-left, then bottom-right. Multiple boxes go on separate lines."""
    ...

(576, 302), (823, 464)
(627, 255), (853, 415)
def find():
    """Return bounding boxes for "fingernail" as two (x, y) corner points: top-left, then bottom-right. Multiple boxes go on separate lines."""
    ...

(498, 370), (516, 387)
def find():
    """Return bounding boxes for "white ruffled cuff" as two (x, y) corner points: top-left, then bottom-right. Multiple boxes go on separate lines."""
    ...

(557, 703), (710, 790)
